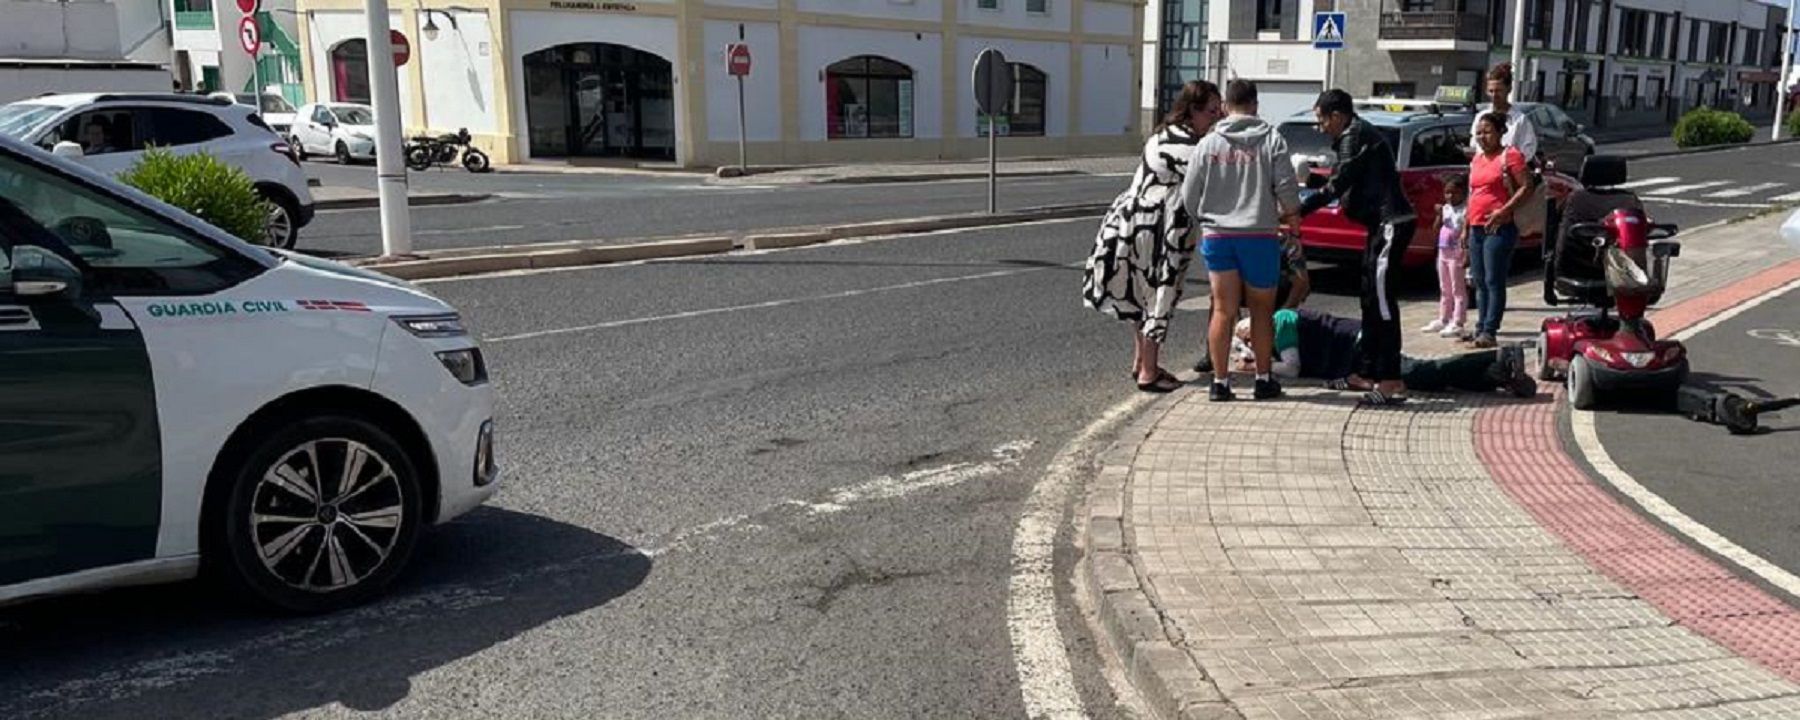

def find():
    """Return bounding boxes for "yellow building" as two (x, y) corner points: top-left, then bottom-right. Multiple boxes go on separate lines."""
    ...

(294, 0), (1146, 167)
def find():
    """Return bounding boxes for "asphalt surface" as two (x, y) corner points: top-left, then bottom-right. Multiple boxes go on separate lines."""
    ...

(0, 218), (1358, 719)
(293, 141), (1800, 260)
(299, 172), (1129, 257)
(1593, 283), (1800, 579)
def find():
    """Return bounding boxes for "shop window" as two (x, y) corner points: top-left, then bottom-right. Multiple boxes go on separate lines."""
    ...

(1026, 0), (1048, 13)
(1617, 75), (1638, 110)
(977, 0), (999, 9)
(1008, 63), (1047, 136)
(826, 56), (914, 139)
(330, 39), (371, 105)
(1646, 77), (1665, 110)
(1256, 0), (1281, 32)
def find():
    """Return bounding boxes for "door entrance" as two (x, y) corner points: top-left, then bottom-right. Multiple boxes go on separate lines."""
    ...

(523, 43), (675, 161)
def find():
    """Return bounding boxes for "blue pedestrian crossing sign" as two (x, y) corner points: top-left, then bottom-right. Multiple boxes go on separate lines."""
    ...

(1313, 12), (1347, 51)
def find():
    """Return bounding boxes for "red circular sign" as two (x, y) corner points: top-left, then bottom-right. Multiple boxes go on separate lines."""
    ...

(390, 29), (411, 66)
(235, 0), (257, 14)
(727, 43), (751, 77)
(238, 16), (261, 56)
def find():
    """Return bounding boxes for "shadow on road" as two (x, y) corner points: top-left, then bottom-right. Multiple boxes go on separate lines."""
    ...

(0, 507), (650, 719)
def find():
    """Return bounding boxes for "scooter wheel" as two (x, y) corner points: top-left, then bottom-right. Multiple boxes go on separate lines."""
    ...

(1568, 355), (1598, 410)
(1535, 329), (1560, 381)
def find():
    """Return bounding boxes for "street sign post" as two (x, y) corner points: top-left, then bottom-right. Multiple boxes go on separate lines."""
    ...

(972, 48), (1013, 214)
(1313, 12), (1345, 89)
(727, 43), (751, 173)
(238, 16), (260, 55)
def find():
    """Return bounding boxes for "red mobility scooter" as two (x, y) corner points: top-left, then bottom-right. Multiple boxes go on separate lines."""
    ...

(1536, 156), (1687, 410)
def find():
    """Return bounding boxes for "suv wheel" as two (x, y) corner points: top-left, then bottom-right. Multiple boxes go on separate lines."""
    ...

(216, 416), (425, 613)
(259, 189), (300, 249)
(336, 141), (353, 165)
(291, 136), (308, 161)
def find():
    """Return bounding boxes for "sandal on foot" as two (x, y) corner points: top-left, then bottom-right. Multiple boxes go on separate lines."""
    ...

(1137, 374), (1183, 394)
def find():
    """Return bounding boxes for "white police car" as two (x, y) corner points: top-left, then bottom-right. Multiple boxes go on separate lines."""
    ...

(0, 133), (497, 613)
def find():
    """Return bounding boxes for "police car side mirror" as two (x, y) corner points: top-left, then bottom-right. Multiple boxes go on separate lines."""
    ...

(51, 141), (84, 159)
(10, 245), (82, 300)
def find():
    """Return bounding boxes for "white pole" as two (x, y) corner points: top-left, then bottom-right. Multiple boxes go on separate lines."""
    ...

(1776, 0), (1797, 140)
(987, 113), (997, 214)
(362, 0), (412, 256)
(1509, 0), (1528, 103)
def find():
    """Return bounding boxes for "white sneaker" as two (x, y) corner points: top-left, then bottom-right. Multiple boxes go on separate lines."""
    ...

(1420, 320), (1446, 333)
(1439, 324), (1464, 338)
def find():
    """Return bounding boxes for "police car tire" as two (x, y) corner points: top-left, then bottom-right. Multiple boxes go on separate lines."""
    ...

(216, 415), (425, 614)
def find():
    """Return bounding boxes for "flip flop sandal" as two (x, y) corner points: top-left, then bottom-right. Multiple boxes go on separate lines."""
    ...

(1362, 389), (1409, 406)
(1137, 375), (1184, 394)
(1325, 378), (1374, 392)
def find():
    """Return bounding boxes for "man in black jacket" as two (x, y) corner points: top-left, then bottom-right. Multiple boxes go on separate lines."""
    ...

(1298, 89), (1415, 404)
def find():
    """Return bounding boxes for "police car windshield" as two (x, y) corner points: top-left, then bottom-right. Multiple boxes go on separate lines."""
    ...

(1278, 121), (1400, 159)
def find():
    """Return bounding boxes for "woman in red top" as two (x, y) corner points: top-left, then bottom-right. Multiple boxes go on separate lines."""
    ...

(1465, 112), (1534, 348)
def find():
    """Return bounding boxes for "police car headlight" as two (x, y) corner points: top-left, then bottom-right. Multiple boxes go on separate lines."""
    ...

(395, 314), (467, 338)
(436, 348), (487, 385)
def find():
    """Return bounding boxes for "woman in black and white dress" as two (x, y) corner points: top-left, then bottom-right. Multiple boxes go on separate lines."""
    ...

(1082, 80), (1223, 393)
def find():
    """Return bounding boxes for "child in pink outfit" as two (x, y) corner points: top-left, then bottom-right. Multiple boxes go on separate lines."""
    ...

(1422, 176), (1469, 337)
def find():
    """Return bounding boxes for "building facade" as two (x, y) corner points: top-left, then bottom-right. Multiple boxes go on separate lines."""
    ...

(168, 0), (306, 103)
(291, 0), (1145, 168)
(1162, 0), (1788, 131)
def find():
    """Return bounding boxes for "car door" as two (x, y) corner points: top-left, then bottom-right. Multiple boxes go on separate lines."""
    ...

(309, 106), (338, 153)
(0, 149), (162, 586)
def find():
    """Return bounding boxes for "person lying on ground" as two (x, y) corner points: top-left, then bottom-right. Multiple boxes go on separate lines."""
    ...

(1230, 309), (1537, 398)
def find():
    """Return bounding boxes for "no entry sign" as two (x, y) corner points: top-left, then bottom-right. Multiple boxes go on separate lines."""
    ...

(390, 29), (411, 66)
(235, 0), (258, 14)
(727, 43), (751, 77)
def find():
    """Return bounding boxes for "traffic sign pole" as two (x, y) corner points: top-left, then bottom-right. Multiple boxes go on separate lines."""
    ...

(362, 0), (412, 256)
(973, 48), (1013, 215)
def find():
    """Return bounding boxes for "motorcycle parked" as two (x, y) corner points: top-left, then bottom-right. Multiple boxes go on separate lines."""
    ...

(404, 128), (491, 173)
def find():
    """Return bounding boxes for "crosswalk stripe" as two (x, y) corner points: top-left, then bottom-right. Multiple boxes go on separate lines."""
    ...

(1704, 182), (1786, 198)
(1618, 177), (1680, 189)
(1643, 180), (1734, 195)
(1770, 190), (1800, 202)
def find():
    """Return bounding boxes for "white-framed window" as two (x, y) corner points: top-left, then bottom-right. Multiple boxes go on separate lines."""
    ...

(1026, 0), (1048, 14)
(977, 0), (1000, 10)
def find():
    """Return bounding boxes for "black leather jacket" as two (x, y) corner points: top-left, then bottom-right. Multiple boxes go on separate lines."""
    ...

(1299, 117), (1413, 228)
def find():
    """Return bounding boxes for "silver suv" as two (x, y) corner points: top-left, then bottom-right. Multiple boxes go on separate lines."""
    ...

(0, 93), (316, 249)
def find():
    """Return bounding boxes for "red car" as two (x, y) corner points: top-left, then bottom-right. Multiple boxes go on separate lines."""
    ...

(1277, 107), (1576, 274)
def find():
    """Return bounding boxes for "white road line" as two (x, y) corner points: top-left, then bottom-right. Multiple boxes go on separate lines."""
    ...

(1771, 190), (1800, 203)
(1011, 393), (1159, 720)
(1704, 182), (1787, 199)
(1568, 279), (1800, 600)
(1641, 196), (1773, 210)
(484, 264), (1065, 343)
(1643, 180), (1735, 196)
(1619, 177), (1681, 189)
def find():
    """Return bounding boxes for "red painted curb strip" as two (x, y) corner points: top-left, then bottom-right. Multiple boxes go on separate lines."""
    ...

(1475, 255), (1800, 682)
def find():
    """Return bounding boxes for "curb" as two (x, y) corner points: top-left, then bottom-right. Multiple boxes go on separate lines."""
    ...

(817, 169), (1089, 185)
(1618, 136), (1800, 160)
(356, 202), (1108, 280)
(313, 192), (493, 211)
(1085, 399), (1243, 720)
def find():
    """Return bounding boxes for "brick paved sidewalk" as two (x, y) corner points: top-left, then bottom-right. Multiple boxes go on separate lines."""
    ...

(1086, 212), (1800, 720)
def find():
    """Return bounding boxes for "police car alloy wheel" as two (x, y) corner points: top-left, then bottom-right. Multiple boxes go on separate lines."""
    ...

(217, 415), (424, 613)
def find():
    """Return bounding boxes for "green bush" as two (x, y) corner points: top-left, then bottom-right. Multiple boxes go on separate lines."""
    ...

(1672, 107), (1755, 149)
(1785, 109), (1800, 140)
(118, 147), (270, 244)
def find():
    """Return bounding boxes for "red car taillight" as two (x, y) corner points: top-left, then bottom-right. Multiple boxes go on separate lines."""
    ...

(272, 141), (299, 166)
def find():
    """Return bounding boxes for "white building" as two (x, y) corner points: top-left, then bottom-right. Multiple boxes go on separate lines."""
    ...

(0, 0), (172, 103)
(167, 0), (305, 103)
(293, 0), (1144, 167)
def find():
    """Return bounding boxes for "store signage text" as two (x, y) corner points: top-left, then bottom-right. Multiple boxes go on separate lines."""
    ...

(548, 0), (638, 11)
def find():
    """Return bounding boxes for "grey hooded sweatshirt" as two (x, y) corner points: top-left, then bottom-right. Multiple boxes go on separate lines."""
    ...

(1180, 114), (1302, 239)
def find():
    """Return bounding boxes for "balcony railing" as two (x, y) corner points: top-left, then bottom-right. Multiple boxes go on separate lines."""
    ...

(174, 9), (214, 30)
(1379, 11), (1489, 43)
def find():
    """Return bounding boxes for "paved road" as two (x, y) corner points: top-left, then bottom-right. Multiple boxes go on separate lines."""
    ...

(0, 218), (1359, 719)
(296, 142), (1800, 259)
(299, 173), (1129, 257)
(1594, 283), (1800, 578)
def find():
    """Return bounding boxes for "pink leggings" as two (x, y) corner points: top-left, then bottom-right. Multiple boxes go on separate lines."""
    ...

(1436, 246), (1468, 327)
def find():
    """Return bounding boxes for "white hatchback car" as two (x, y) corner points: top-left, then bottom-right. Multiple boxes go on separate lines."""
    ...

(292, 102), (377, 164)
(212, 91), (301, 139)
(0, 133), (498, 613)
(0, 93), (317, 250)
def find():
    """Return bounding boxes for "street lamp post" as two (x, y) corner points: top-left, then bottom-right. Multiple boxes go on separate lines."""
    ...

(362, 0), (412, 256)
(1776, 0), (1797, 141)
(1510, 0), (1528, 103)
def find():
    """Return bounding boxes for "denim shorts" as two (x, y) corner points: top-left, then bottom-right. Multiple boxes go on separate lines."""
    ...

(1200, 235), (1282, 290)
